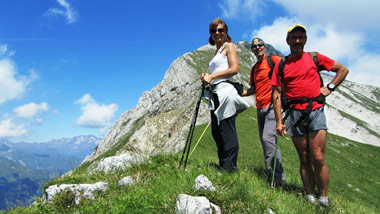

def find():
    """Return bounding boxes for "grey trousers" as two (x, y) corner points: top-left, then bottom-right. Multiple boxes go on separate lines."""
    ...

(257, 105), (286, 183)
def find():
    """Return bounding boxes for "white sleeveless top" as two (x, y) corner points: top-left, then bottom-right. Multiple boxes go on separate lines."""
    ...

(209, 45), (232, 85)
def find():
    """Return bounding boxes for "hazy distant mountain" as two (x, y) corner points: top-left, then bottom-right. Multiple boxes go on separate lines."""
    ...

(0, 135), (100, 210)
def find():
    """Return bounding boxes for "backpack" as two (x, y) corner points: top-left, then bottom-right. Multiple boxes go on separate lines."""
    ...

(277, 52), (326, 126)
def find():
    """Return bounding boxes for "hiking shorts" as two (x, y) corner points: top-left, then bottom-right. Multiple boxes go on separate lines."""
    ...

(286, 107), (328, 137)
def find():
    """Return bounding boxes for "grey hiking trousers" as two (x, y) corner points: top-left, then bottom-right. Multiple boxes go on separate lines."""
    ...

(257, 105), (286, 184)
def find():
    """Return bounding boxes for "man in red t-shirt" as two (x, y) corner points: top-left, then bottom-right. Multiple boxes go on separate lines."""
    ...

(241, 38), (285, 186)
(271, 25), (349, 207)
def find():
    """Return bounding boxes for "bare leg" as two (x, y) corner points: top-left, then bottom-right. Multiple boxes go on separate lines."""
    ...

(292, 136), (315, 195)
(308, 130), (329, 197)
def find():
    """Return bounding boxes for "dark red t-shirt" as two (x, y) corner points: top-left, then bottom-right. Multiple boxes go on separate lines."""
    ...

(271, 52), (334, 110)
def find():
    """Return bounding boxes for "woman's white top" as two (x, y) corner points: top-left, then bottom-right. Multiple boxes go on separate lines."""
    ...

(206, 44), (249, 124)
(209, 45), (232, 85)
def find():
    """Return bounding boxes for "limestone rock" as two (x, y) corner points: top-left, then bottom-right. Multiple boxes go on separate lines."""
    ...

(95, 152), (145, 174)
(175, 194), (221, 214)
(119, 176), (134, 186)
(44, 182), (108, 204)
(193, 174), (216, 192)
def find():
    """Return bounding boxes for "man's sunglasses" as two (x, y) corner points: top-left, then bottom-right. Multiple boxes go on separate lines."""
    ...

(211, 28), (225, 33)
(251, 43), (264, 49)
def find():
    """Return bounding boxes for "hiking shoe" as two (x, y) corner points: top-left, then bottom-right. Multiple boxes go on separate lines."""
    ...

(306, 194), (317, 205)
(318, 196), (329, 207)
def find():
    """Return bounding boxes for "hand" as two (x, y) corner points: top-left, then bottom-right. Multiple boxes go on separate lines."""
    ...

(320, 87), (332, 97)
(276, 123), (287, 138)
(200, 73), (213, 84)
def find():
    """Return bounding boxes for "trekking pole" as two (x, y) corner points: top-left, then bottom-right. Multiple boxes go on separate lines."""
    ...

(271, 112), (288, 187)
(179, 83), (205, 168)
(189, 121), (211, 158)
(271, 142), (279, 187)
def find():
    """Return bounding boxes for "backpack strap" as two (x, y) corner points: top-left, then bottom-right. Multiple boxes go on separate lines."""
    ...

(250, 55), (277, 87)
(267, 55), (275, 79)
(308, 52), (324, 87)
(250, 64), (256, 87)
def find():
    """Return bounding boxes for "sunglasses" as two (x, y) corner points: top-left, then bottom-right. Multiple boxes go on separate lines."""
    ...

(251, 43), (264, 49)
(211, 28), (225, 33)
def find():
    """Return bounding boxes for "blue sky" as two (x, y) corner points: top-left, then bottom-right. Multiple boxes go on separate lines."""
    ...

(1, 0), (379, 142)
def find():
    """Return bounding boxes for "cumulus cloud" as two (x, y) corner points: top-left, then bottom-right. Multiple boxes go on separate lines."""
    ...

(44, 0), (78, 24)
(13, 102), (49, 119)
(75, 93), (118, 128)
(0, 59), (31, 104)
(219, 0), (380, 87)
(0, 118), (27, 138)
(219, 0), (266, 21)
(271, 0), (380, 35)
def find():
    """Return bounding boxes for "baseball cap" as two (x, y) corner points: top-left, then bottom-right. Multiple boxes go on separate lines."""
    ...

(251, 37), (265, 47)
(287, 24), (306, 33)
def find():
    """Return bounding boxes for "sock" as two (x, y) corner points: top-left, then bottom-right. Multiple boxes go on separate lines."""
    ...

(319, 196), (329, 206)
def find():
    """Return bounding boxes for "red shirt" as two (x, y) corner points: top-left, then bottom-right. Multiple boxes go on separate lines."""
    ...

(250, 55), (281, 109)
(271, 52), (334, 110)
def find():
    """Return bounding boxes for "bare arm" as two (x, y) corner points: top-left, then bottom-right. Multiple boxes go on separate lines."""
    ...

(201, 42), (239, 84)
(241, 86), (255, 97)
(320, 61), (349, 96)
(272, 86), (286, 137)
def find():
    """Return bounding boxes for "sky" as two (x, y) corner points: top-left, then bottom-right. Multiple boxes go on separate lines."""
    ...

(1, 0), (379, 143)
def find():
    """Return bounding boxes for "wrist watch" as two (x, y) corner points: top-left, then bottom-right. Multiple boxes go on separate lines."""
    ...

(327, 83), (336, 91)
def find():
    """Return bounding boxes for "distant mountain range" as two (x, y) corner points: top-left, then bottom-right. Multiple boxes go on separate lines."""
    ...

(0, 135), (100, 210)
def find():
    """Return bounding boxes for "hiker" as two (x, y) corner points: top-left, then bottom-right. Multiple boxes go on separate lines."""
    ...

(271, 24), (349, 206)
(200, 18), (249, 172)
(241, 38), (286, 185)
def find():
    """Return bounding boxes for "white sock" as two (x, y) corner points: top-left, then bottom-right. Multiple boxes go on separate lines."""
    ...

(319, 196), (329, 205)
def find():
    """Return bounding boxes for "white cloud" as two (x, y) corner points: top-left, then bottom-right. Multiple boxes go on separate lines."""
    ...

(13, 102), (49, 119)
(252, 17), (380, 87)
(0, 118), (27, 138)
(219, 0), (380, 87)
(344, 53), (380, 86)
(75, 94), (118, 128)
(44, 0), (78, 24)
(0, 59), (30, 104)
(0, 44), (8, 55)
(272, 0), (380, 35)
(219, 0), (266, 21)
(75, 93), (95, 105)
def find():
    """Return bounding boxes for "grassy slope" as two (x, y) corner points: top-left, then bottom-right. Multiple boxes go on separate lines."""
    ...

(5, 107), (380, 214)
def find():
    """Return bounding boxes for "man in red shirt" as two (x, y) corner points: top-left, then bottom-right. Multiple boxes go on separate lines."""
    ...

(241, 38), (286, 186)
(271, 24), (349, 207)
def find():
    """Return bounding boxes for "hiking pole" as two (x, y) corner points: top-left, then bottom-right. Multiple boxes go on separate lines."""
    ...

(189, 121), (211, 158)
(271, 113), (288, 187)
(179, 83), (205, 168)
(271, 141), (279, 187)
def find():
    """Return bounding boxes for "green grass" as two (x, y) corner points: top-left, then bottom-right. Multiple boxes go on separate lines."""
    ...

(4, 107), (380, 213)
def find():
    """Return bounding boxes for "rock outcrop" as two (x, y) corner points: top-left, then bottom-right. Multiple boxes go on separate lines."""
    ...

(175, 194), (221, 214)
(44, 182), (108, 204)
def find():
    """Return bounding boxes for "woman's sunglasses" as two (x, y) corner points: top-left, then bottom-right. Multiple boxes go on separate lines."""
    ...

(211, 28), (225, 33)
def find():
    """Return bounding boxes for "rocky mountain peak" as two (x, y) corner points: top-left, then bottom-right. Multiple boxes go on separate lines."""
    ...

(82, 42), (380, 168)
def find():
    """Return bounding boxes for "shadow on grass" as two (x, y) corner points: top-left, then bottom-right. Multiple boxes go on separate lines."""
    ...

(253, 166), (304, 193)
